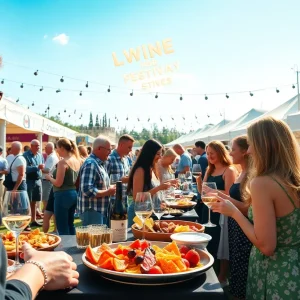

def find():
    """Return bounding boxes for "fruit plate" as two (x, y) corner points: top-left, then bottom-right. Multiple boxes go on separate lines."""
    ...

(2, 232), (61, 258)
(131, 220), (205, 242)
(82, 241), (214, 285)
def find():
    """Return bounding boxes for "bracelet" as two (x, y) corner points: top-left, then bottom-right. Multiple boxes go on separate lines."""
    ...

(25, 260), (48, 291)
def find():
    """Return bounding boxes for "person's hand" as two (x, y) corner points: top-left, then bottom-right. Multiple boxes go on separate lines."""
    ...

(106, 185), (116, 196)
(159, 182), (172, 191)
(38, 164), (45, 170)
(165, 179), (179, 187)
(22, 243), (79, 290)
(45, 174), (52, 181)
(210, 197), (238, 218)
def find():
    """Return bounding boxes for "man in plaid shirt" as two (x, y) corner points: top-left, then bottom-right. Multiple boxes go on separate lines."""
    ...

(78, 137), (116, 226)
(106, 134), (134, 182)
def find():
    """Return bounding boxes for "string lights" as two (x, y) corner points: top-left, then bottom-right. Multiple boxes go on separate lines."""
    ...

(107, 85), (111, 92)
(130, 90), (133, 96)
(34, 70), (38, 76)
(85, 81), (89, 88)
(180, 94), (183, 101)
(60, 76), (64, 83)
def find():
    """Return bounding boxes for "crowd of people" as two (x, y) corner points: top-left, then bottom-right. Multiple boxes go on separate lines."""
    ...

(0, 116), (299, 299)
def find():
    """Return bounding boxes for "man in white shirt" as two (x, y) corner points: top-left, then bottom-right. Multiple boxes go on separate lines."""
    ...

(42, 143), (59, 212)
(7, 141), (27, 191)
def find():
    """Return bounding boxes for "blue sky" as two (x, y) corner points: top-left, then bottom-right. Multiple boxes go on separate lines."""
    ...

(1, 0), (300, 132)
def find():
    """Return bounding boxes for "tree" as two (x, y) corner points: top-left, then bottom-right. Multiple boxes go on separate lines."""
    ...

(95, 115), (100, 129)
(108, 118), (111, 128)
(89, 112), (93, 129)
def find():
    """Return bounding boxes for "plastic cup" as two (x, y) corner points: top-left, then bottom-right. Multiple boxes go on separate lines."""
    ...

(75, 226), (89, 249)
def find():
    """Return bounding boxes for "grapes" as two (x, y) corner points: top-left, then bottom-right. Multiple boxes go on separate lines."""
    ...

(134, 255), (144, 265)
(127, 250), (136, 259)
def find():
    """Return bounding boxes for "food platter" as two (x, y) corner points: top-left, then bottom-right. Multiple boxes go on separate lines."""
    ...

(2, 232), (61, 258)
(82, 241), (214, 285)
(131, 220), (204, 242)
(168, 200), (197, 211)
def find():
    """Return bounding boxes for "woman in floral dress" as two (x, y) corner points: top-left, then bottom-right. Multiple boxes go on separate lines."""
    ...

(211, 116), (300, 299)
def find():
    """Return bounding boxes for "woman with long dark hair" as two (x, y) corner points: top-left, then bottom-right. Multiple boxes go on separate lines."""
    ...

(127, 139), (176, 227)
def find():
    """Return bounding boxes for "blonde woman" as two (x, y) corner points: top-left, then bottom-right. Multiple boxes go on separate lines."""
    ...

(212, 117), (300, 299)
(156, 148), (177, 183)
(196, 141), (236, 285)
(45, 138), (81, 235)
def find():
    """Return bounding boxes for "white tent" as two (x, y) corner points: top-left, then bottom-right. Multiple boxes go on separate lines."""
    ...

(287, 110), (300, 131)
(205, 108), (265, 142)
(182, 119), (231, 146)
(229, 95), (299, 139)
(0, 96), (78, 141)
(165, 124), (214, 147)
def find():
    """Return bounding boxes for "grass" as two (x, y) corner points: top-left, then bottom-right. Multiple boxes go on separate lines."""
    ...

(0, 217), (82, 234)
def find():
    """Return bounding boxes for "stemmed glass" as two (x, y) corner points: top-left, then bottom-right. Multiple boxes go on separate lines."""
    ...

(163, 187), (175, 219)
(134, 192), (153, 240)
(2, 191), (31, 272)
(192, 164), (202, 178)
(201, 182), (218, 227)
(152, 191), (167, 221)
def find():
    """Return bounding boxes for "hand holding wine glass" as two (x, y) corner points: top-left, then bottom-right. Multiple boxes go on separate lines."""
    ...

(2, 191), (31, 271)
(201, 182), (218, 227)
(134, 192), (153, 240)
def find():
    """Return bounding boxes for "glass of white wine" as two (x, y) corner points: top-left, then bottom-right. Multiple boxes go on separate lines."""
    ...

(2, 191), (31, 272)
(152, 191), (167, 221)
(201, 182), (218, 227)
(134, 192), (153, 240)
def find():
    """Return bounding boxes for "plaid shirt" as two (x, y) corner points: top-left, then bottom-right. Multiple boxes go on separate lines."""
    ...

(77, 153), (110, 215)
(105, 149), (130, 179)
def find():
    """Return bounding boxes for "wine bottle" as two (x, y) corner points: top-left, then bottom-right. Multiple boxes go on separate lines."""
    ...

(110, 181), (128, 242)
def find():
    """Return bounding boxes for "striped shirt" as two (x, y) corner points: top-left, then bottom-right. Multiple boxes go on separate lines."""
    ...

(77, 153), (110, 215)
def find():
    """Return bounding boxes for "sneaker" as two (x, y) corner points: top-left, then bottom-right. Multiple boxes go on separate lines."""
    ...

(30, 221), (43, 227)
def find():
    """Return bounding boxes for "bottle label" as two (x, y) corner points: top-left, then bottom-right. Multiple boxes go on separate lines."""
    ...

(111, 220), (128, 242)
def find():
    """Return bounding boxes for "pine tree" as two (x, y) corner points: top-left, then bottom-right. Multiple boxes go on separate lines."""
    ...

(108, 118), (111, 128)
(95, 114), (100, 128)
(88, 112), (93, 129)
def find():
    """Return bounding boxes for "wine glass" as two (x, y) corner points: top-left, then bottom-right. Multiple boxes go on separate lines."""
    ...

(163, 187), (175, 219)
(134, 192), (153, 240)
(152, 191), (167, 221)
(201, 182), (218, 227)
(110, 174), (121, 185)
(192, 164), (202, 178)
(2, 191), (31, 272)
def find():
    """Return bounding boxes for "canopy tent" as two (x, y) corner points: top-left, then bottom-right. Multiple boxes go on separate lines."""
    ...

(204, 108), (265, 142)
(287, 110), (300, 131)
(182, 119), (231, 147)
(229, 95), (299, 139)
(0, 96), (78, 141)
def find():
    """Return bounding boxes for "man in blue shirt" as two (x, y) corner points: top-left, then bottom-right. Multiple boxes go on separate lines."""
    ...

(194, 141), (208, 179)
(78, 137), (116, 226)
(0, 146), (8, 209)
(23, 140), (45, 226)
(173, 144), (192, 175)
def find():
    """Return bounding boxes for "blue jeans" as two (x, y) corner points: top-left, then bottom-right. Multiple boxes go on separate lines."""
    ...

(54, 189), (77, 235)
(79, 208), (108, 226)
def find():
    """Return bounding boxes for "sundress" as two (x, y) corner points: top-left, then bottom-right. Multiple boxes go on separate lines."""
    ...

(246, 178), (300, 299)
(228, 183), (252, 299)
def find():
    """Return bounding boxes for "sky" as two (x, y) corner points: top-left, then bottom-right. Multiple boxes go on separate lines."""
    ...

(0, 0), (300, 133)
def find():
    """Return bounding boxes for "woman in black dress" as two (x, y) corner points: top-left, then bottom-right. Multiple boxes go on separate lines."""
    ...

(215, 136), (252, 299)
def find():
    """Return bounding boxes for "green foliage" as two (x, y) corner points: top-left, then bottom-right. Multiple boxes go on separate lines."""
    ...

(117, 126), (185, 146)
(89, 112), (93, 129)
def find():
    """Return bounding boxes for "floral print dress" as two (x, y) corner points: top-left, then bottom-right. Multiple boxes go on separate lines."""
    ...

(246, 178), (300, 300)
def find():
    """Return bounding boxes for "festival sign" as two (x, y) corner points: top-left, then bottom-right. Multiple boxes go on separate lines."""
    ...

(112, 38), (179, 90)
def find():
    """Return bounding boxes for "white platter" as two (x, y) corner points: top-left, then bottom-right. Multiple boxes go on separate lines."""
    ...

(82, 241), (214, 285)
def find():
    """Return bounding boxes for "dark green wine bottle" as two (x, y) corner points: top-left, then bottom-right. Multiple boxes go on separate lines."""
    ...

(110, 181), (128, 242)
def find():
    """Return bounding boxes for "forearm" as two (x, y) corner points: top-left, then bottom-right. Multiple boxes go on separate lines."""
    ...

(13, 175), (23, 190)
(8, 264), (44, 299)
(218, 192), (248, 215)
(48, 177), (61, 187)
(95, 189), (108, 198)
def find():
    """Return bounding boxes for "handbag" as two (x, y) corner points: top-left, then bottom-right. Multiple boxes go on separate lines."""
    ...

(3, 156), (20, 190)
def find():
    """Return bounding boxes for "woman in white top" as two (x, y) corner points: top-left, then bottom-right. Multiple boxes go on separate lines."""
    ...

(156, 148), (177, 183)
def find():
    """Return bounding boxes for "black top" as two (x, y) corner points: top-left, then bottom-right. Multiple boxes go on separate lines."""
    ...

(229, 182), (241, 201)
(0, 240), (32, 300)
